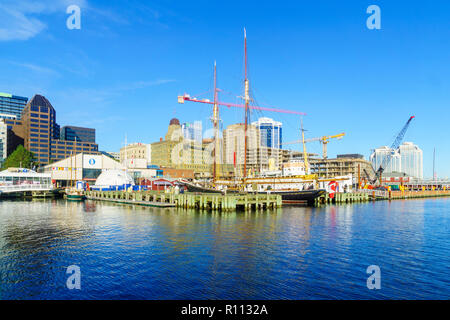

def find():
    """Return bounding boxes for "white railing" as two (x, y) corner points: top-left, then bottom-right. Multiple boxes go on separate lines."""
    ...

(0, 184), (54, 193)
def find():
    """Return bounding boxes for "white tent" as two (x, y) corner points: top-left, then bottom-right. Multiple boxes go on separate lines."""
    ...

(93, 169), (134, 190)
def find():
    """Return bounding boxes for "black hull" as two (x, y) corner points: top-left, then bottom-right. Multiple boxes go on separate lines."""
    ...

(263, 189), (326, 205)
(183, 182), (222, 194)
(183, 181), (326, 205)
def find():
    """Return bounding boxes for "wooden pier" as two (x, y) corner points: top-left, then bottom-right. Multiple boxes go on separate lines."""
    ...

(84, 190), (282, 211)
(315, 190), (450, 205)
(315, 192), (369, 205)
(382, 190), (450, 200)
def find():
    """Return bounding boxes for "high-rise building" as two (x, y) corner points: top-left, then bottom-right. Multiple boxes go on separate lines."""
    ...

(61, 125), (95, 143)
(370, 142), (423, 179)
(398, 142), (423, 179)
(0, 92), (28, 120)
(181, 121), (202, 144)
(5, 94), (99, 165)
(251, 117), (282, 149)
(0, 93), (28, 162)
(222, 123), (282, 174)
(0, 121), (7, 163)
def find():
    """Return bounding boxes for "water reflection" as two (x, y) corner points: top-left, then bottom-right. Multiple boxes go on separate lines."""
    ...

(0, 199), (448, 299)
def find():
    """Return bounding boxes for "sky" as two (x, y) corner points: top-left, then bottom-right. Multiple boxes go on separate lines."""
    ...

(0, 0), (449, 178)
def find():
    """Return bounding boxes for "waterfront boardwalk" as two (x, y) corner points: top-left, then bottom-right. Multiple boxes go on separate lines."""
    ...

(315, 190), (450, 205)
(85, 190), (282, 211)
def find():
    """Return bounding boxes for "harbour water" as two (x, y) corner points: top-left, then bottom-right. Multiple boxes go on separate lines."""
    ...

(0, 198), (448, 300)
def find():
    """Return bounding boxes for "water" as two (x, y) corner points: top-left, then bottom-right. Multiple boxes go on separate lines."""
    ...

(0, 198), (448, 300)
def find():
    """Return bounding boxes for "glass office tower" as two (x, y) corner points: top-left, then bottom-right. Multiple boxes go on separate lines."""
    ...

(0, 92), (28, 120)
(251, 117), (282, 149)
(60, 126), (95, 143)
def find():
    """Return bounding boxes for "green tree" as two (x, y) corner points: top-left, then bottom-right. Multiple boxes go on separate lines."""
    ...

(2, 145), (36, 170)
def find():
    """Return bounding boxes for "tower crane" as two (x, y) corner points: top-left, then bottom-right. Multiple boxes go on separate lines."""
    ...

(283, 133), (345, 159)
(371, 116), (415, 185)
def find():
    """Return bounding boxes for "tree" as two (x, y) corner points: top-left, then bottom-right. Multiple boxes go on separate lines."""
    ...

(2, 145), (36, 170)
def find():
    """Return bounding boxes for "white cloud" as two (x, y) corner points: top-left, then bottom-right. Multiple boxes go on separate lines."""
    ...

(0, 0), (87, 41)
(8, 61), (59, 75)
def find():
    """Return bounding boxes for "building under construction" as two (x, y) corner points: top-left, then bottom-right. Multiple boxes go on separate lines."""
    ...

(309, 154), (376, 181)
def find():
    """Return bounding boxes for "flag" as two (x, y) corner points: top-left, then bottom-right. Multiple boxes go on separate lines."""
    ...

(328, 181), (337, 199)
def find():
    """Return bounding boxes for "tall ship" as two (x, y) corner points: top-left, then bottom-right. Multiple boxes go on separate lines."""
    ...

(178, 29), (330, 205)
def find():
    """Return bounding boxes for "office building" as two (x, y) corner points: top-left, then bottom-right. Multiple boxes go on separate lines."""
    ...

(151, 118), (213, 177)
(223, 123), (260, 174)
(0, 92), (28, 120)
(181, 121), (202, 144)
(5, 94), (99, 165)
(61, 125), (95, 143)
(101, 151), (120, 161)
(398, 142), (423, 179)
(370, 146), (401, 174)
(251, 117), (282, 149)
(370, 142), (423, 179)
(0, 121), (7, 163)
(120, 143), (151, 168)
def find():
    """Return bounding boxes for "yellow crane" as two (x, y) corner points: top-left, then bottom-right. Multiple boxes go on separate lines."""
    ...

(284, 132), (345, 159)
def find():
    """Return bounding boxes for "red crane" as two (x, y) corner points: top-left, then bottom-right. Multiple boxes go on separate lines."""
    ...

(178, 29), (306, 179)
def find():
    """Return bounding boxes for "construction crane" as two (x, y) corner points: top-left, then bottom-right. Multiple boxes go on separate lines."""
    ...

(283, 133), (345, 159)
(371, 116), (415, 185)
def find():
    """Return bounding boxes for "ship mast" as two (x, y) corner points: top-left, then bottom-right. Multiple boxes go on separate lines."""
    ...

(243, 28), (250, 180)
(212, 61), (219, 182)
(301, 117), (309, 174)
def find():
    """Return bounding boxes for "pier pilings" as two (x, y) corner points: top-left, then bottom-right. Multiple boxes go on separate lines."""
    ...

(84, 190), (281, 211)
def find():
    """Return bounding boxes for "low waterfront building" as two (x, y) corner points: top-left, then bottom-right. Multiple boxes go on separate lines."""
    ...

(0, 167), (52, 193)
(41, 153), (125, 186)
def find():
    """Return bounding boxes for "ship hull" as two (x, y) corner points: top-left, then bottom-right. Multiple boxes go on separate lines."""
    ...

(264, 189), (326, 205)
(182, 182), (325, 205)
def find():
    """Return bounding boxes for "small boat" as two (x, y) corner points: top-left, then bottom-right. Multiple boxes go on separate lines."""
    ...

(65, 188), (85, 201)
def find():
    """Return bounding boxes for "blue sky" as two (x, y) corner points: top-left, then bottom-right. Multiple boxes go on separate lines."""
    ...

(0, 0), (449, 178)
